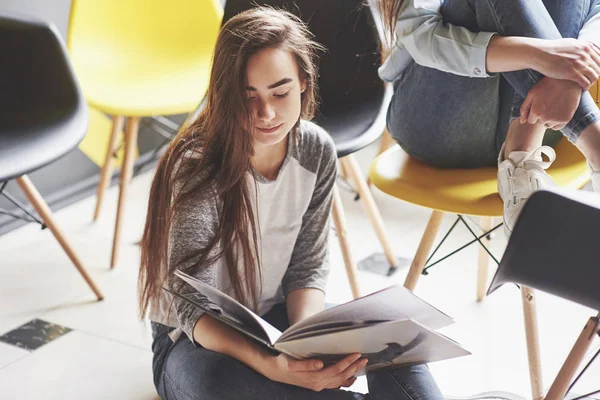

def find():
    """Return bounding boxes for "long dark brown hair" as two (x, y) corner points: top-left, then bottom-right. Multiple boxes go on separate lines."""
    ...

(377, 0), (403, 44)
(138, 8), (323, 318)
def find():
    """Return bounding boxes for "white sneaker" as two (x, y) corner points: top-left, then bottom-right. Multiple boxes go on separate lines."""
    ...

(590, 163), (600, 193)
(497, 145), (557, 238)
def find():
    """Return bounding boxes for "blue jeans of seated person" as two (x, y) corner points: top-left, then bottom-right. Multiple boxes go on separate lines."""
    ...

(151, 303), (444, 400)
(387, 0), (600, 168)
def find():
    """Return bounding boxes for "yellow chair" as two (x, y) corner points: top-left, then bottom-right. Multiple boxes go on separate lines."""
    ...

(369, 118), (591, 399)
(68, 0), (223, 267)
(371, 138), (589, 288)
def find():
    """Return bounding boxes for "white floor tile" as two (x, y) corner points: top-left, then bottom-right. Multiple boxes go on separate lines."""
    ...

(0, 331), (156, 400)
(0, 238), (107, 336)
(41, 267), (153, 350)
(0, 342), (29, 370)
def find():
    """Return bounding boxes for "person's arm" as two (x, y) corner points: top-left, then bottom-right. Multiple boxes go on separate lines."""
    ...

(192, 314), (290, 374)
(485, 36), (541, 73)
(194, 314), (366, 391)
(287, 288), (325, 326)
(484, 36), (600, 84)
(281, 125), (337, 326)
(485, 0), (600, 78)
(517, 2), (600, 125)
(384, 0), (600, 88)
(391, 0), (497, 78)
(276, 128), (360, 388)
(167, 179), (224, 344)
(519, 77), (581, 128)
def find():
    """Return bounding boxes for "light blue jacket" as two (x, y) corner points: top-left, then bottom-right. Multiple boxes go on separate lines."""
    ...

(378, 0), (600, 82)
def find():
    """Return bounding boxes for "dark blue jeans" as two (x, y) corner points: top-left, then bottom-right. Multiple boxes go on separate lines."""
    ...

(387, 0), (600, 168)
(151, 304), (444, 399)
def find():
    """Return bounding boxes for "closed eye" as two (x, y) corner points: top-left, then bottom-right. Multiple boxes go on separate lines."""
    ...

(275, 91), (290, 98)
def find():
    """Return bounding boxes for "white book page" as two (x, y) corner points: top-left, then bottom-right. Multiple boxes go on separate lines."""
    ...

(175, 270), (282, 345)
(275, 319), (470, 375)
(280, 285), (453, 342)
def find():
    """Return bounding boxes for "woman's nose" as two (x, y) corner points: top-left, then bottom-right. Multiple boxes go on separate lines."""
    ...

(258, 101), (276, 121)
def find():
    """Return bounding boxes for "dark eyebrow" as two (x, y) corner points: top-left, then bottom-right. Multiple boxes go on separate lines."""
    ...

(247, 77), (293, 91)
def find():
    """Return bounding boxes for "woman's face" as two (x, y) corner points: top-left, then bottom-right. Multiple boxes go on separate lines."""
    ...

(245, 47), (305, 148)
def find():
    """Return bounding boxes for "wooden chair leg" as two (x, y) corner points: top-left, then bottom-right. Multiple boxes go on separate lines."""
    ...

(15, 175), (104, 300)
(110, 117), (139, 268)
(342, 154), (397, 268)
(521, 286), (544, 400)
(367, 129), (396, 186)
(545, 315), (600, 400)
(331, 185), (360, 299)
(93, 115), (124, 222)
(338, 159), (349, 180)
(477, 216), (493, 302)
(404, 210), (445, 292)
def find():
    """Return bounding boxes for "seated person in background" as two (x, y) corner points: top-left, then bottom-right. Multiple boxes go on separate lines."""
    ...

(138, 7), (444, 400)
(378, 0), (600, 237)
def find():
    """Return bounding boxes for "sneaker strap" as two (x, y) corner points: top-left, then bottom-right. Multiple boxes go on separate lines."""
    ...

(508, 146), (557, 201)
(519, 146), (556, 170)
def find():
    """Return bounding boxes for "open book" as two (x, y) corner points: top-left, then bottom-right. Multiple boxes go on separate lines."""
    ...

(164, 270), (470, 374)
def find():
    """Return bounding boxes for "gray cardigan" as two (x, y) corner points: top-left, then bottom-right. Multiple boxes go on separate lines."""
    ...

(149, 120), (338, 343)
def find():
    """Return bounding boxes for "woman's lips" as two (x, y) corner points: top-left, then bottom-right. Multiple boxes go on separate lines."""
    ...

(257, 123), (283, 134)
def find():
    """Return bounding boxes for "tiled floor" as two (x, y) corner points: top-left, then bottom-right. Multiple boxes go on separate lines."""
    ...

(1, 140), (598, 399)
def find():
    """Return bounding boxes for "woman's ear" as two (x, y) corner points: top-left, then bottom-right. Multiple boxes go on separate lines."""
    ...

(300, 79), (306, 93)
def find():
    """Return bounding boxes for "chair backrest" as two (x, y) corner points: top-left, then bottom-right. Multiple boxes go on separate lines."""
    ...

(0, 13), (87, 182)
(221, 0), (385, 118)
(0, 13), (80, 127)
(488, 189), (600, 312)
(67, 0), (222, 61)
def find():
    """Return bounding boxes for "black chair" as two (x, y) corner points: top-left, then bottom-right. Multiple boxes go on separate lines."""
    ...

(212, 0), (397, 298)
(488, 189), (600, 400)
(0, 13), (103, 300)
